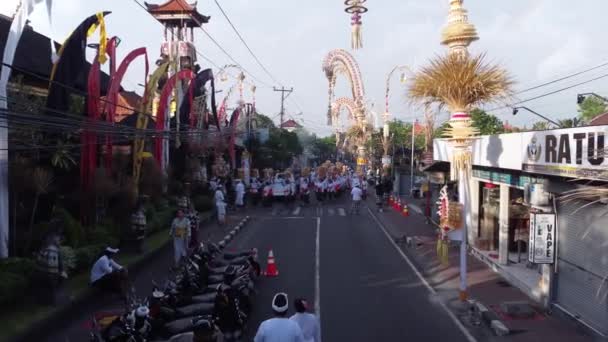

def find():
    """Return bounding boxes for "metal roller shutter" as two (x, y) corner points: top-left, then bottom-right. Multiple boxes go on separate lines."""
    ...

(555, 200), (608, 335)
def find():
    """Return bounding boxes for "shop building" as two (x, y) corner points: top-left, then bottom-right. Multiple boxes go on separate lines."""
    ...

(434, 125), (608, 336)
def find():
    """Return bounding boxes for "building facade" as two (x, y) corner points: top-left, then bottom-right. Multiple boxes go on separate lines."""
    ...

(434, 125), (608, 336)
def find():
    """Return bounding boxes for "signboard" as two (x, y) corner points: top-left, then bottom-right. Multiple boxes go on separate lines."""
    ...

(381, 156), (392, 167)
(357, 157), (367, 166)
(522, 127), (608, 181)
(528, 213), (556, 264)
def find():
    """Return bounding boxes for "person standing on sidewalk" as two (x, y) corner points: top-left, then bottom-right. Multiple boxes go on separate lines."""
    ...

(215, 184), (227, 225)
(350, 184), (363, 215)
(235, 179), (246, 209)
(254, 293), (305, 342)
(290, 298), (321, 342)
(170, 209), (191, 266)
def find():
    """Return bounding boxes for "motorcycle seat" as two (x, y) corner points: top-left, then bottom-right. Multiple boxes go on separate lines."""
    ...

(175, 302), (215, 317)
(191, 292), (218, 303)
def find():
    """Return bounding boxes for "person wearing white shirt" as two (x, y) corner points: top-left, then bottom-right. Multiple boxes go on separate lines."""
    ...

(350, 185), (363, 214)
(290, 298), (321, 342)
(254, 293), (305, 342)
(215, 185), (227, 225)
(235, 179), (246, 208)
(90, 247), (127, 297)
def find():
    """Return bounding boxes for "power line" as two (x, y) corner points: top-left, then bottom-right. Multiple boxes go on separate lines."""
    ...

(488, 72), (608, 112)
(213, 0), (283, 87)
(516, 60), (608, 94)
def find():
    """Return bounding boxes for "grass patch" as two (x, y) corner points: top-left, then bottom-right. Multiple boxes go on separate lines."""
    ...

(0, 230), (171, 341)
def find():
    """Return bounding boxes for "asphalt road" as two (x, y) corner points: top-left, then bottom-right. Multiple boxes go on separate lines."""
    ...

(43, 191), (474, 341)
(234, 196), (473, 341)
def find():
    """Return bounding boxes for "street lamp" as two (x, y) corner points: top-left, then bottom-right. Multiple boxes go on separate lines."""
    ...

(512, 106), (561, 128)
(383, 65), (412, 165)
(577, 92), (608, 104)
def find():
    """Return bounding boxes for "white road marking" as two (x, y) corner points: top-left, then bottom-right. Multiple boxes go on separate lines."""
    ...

(366, 207), (477, 342)
(315, 216), (322, 331)
(292, 206), (301, 216)
(338, 208), (346, 216)
(327, 208), (335, 216)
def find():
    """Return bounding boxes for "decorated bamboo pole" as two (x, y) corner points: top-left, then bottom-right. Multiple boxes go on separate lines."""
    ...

(409, 0), (512, 301)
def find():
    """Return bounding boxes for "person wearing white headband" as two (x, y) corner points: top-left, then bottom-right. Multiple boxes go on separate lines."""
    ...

(254, 292), (305, 342)
(90, 247), (128, 299)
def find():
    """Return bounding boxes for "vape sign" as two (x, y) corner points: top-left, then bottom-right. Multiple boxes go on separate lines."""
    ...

(528, 213), (556, 264)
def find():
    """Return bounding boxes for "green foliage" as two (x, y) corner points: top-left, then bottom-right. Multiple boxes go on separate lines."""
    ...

(0, 258), (37, 277)
(532, 121), (550, 130)
(0, 272), (29, 306)
(253, 113), (276, 128)
(146, 206), (176, 235)
(557, 117), (582, 128)
(470, 108), (504, 135)
(0, 258), (37, 306)
(578, 96), (607, 121)
(59, 246), (76, 273)
(54, 207), (82, 248)
(193, 195), (213, 213)
(86, 225), (119, 247)
(254, 128), (303, 168)
(387, 120), (425, 150)
(74, 244), (104, 272)
(310, 135), (336, 161)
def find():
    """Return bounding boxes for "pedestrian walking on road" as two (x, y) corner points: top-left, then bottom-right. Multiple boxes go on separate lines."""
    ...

(254, 292), (305, 342)
(170, 209), (191, 266)
(350, 185), (363, 215)
(290, 298), (321, 342)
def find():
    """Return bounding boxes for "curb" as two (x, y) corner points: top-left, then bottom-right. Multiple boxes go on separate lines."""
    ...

(13, 212), (249, 342)
(469, 300), (510, 336)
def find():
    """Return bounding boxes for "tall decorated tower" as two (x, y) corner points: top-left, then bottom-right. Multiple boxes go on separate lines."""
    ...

(440, 0), (478, 57)
(145, 0), (209, 172)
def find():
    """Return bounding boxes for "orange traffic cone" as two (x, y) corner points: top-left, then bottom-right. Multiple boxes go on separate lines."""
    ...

(264, 249), (279, 277)
(402, 204), (410, 217)
(395, 197), (401, 211)
(388, 195), (394, 206)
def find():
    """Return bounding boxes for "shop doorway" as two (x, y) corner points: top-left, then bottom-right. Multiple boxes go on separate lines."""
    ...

(478, 183), (499, 251)
(508, 189), (531, 264)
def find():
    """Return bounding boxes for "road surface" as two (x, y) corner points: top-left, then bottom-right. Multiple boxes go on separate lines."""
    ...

(43, 193), (475, 341)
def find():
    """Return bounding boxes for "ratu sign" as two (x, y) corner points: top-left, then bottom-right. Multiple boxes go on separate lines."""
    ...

(522, 127), (607, 180)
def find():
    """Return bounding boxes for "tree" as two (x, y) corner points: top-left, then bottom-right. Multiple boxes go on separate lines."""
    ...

(532, 121), (550, 130)
(578, 96), (607, 121)
(557, 117), (583, 128)
(470, 108), (504, 135)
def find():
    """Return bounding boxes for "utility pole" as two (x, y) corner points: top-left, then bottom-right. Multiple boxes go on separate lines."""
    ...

(273, 86), (293, 127)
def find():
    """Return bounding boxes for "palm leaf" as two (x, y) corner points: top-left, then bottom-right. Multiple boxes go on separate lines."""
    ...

(408, 53), (513, 113)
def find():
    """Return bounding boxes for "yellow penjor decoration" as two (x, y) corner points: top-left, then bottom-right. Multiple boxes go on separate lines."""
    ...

(87, 12), (108, 64)
(133, 61), (170, 197)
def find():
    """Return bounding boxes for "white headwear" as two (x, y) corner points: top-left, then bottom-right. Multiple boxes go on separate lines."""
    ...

(271, 292), (288, 313)
(105, 247), (119, 254)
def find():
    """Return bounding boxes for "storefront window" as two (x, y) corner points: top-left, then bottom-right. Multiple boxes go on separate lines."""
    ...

(478, 183), (500, 251)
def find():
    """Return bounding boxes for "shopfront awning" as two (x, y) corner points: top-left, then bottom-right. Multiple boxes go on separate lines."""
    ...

(421, 161), (450, 173)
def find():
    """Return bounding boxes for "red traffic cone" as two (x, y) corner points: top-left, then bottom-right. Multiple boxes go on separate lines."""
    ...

(402, 204), (410, 217)
(264, 249), (279, 277)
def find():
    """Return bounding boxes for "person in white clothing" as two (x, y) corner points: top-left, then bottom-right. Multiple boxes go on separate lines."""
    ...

(90, 247), (128, 297)
(290, 298), (321, 342)
(215, 185), (227, 225)
(235, 179), (246, 208)
(254, 293), (305, 342)
(350, 185), (363, 214)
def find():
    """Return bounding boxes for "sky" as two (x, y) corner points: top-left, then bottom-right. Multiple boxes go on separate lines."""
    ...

(3, 0), (608, 136)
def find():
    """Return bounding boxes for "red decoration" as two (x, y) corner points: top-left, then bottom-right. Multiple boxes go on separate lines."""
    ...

(154, 69), (195, 166)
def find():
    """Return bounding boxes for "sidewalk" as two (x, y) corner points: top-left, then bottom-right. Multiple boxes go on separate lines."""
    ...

(14, 212), (247, 342)
(367, 196), (595, 342)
